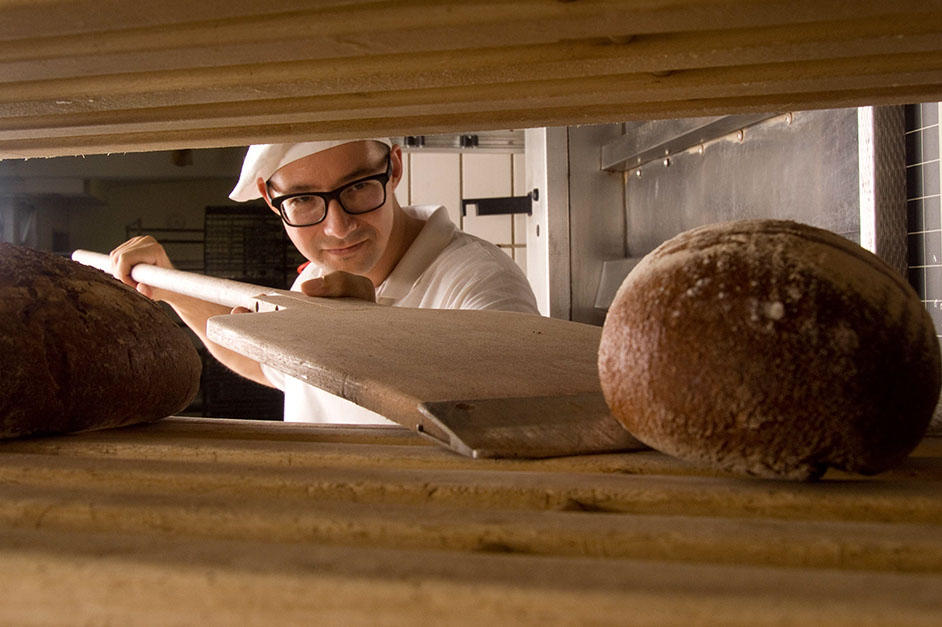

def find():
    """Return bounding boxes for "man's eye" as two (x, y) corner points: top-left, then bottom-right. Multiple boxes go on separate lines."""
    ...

(286, 195), (318, 208)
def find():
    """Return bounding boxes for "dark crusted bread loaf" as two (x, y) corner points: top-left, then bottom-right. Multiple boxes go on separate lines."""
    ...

(0, 243), (201, 439)
(598, 219), (940, 480)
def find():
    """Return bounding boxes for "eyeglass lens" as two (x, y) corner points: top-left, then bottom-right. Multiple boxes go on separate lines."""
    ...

(281, 179), (386, 225)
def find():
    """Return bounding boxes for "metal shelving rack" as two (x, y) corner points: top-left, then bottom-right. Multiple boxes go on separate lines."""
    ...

(203, 205), (305, 288)
(199, 205), (307, 420)
(124, 220), (205, 272)
(126, 207), (306, 421)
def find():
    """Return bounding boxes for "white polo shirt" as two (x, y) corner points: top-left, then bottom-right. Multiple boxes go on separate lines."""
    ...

(261, 204), (539, 424)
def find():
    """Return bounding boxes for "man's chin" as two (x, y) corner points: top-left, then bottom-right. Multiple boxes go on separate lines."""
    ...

(318, 251), (374, 276)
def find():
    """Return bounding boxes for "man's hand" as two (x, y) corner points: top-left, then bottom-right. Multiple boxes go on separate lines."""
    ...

(110, 235), (273, 388)
(300, 271), (376, 302)
(109, 235), (175, 301)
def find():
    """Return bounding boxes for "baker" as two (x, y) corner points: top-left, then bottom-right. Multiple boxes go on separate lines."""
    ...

(109, 137), (539, 424)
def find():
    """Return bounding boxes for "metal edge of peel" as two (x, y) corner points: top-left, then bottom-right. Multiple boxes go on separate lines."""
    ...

(413, 417), (477, 459)
(417, 394), (645, 459)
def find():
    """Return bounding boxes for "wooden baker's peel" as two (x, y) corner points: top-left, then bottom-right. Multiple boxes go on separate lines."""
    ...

(72, 250), (643, 458)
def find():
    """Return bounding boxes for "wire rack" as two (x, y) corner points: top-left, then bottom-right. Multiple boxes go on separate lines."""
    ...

(203, 205), (305, 289)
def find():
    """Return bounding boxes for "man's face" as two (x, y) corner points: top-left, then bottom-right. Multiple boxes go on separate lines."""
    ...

(264, 141), (400, 278)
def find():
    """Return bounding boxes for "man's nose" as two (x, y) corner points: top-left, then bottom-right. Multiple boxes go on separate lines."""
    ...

(320, 199), (356, 238)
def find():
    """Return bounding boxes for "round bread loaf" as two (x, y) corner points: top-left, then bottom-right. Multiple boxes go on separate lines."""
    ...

(598, 219), (940, 480)
(0, 243), (201, 439)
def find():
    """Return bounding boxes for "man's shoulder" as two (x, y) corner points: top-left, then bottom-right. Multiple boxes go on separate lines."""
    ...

(412, 230), (538, 313)
(435, 229), (515, 269)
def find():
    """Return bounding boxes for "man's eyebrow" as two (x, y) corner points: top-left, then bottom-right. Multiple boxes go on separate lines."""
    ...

(271, 158), (386, 195)
(338, 162), (383, 182)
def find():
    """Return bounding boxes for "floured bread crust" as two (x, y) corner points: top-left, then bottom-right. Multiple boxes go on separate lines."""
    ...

(598, 220), (940, 480)
(0, 243), (201, 439)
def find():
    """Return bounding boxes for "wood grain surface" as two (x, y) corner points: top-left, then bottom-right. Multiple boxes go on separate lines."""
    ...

(1, 1), (941, 157)
(208, 298), (642, 456)
(0, 416), (938, 624)
(70, 251), (642, 458)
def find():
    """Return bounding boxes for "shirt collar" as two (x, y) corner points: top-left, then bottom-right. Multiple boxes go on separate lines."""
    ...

(375, 204), (455, 304)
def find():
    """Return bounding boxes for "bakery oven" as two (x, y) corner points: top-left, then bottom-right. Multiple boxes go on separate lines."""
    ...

(527, 110), (908, 323)
(525, 108), (942, 439)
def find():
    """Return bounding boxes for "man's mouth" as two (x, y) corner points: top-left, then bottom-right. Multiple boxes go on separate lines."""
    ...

(324, 240), (366, 256)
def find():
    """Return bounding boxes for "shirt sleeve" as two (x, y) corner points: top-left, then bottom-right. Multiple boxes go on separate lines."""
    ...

(260, 362), (287, 390)
(450, 268), (539, 313)
(415, 235), (540, 313)
(260, 262), (326, 392)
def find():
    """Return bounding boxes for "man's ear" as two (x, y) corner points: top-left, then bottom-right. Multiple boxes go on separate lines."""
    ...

(256, 177), (279, 215)
(389, 144), (404, 191)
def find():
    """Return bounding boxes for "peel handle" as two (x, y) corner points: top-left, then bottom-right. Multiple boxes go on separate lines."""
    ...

(71, 249), (269, 310)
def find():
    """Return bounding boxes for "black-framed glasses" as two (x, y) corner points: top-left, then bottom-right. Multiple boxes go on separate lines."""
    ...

(268, 152), (391, 227)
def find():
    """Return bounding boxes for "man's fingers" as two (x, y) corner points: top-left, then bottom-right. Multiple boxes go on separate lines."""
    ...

(108, 235), (174, 296)
(136, 283), (156, 299)
(230, 306), (252, 314)
(300, 271), (375, 302)
(109, 238), (145, 288)
(300, 276), (326, 295)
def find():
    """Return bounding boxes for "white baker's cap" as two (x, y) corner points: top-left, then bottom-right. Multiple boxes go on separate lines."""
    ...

(229, 137), (392, 202)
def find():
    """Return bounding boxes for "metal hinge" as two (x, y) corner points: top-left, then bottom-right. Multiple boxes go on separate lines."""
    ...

(461, 189), (538, 216)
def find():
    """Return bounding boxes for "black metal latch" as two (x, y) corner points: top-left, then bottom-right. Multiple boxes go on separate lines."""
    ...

(461, 189), (538, 217)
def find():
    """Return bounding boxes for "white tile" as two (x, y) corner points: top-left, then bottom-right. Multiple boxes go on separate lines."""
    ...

(512, 152), (529, 248)
(464, 153), (513, 196)
(513, 213), (528, 247)
(515, 246), (528, 275)
(464, 213), (513, 245)
(393, 151), (410, 206)
(409, 152), (462, 226)
(462, 153), (513, 245)
(512, 153), (527, 195)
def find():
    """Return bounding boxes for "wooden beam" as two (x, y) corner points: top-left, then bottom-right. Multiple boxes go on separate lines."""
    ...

(1, 440), (940, 523)
(3, 15), (941, 109)
(0, 418), (939, 623)
(0, 481), (940, 572)
(1, 2), (941, 156)
(1, 526), (939, 624)
(2, 0), (936, 48)
(1, 61), (940, 157)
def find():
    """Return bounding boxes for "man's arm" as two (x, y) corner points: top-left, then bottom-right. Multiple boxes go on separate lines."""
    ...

(109, 236), (273, 387)
(109, 237), (377, 387)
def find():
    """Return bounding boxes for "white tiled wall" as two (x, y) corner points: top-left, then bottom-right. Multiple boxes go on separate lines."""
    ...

(407, 152), (462, 227)
(462, 153), (514, 246)
(394, 151), (410, 208)
(512, 152), (528, 276)
(398, 150), (528, 276)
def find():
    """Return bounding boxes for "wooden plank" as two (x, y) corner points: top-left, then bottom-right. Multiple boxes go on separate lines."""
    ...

(1, 12), (939, 85)
(0, 2), (941, 156)
(3, 417), (940, 481)
(0, 443), (939, 523)
(5, 91), (942, 158)
(1, 50), (940, 157)
(69, 254), (640, 459)
(0, 527), (939, 625)
(3, 20), (941, 120)
(0, 480), (938, 572)
(2, 0), (935, 48)
(0, 420), (938, 622)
